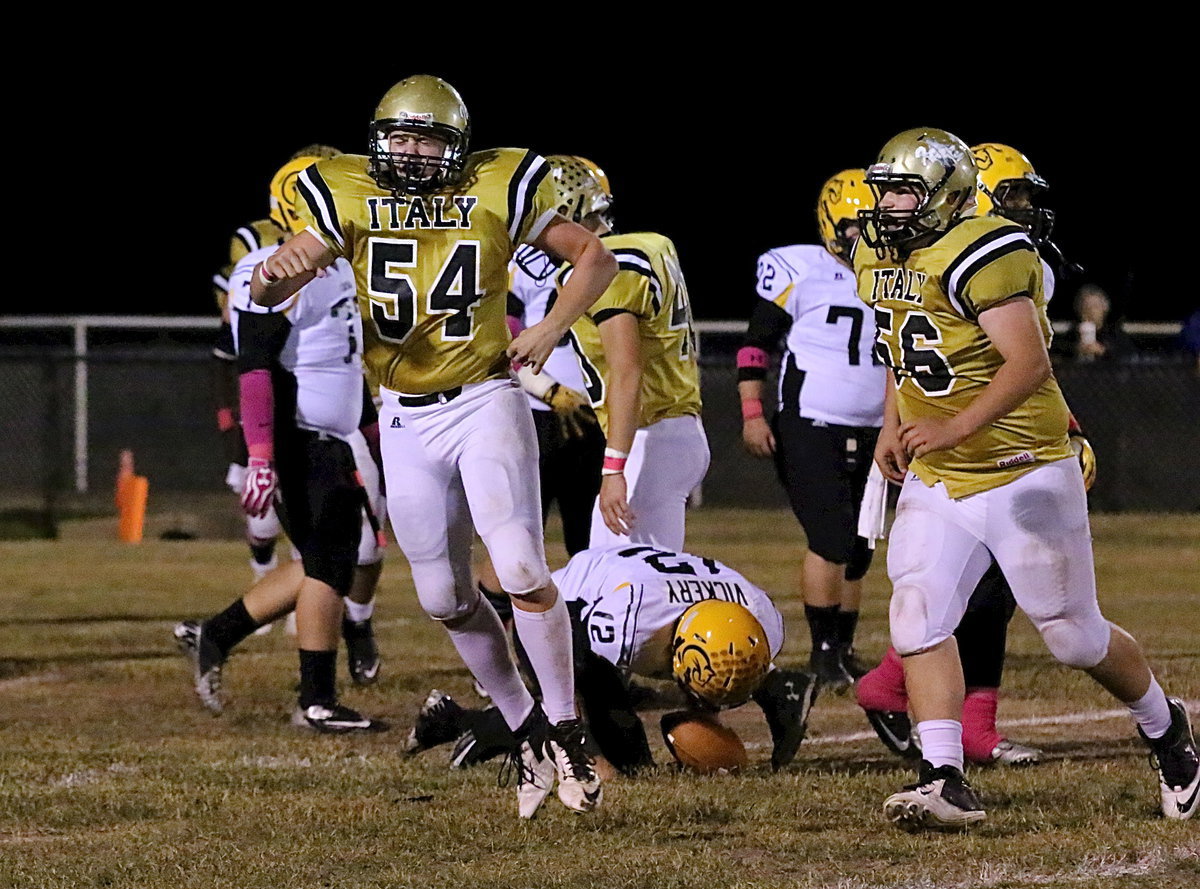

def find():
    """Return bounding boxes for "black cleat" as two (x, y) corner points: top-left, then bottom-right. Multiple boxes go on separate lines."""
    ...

(840, 646), (871, 681)
(864, 708), (922, 760)
(342, 617), (381, 686)
(884, 760), (986, 832)
(292, 702), (385, 734)
(1139, 697), (1199, 820)
(810, 642), (854, 692)
(173, 620), (225, 714)
(404, 689), (466, 754)
(753, 669), (819, 770)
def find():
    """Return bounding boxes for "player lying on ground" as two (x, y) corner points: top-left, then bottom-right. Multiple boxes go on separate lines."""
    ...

(406, 545), (818, 774)
(854, 126), (1197, 830)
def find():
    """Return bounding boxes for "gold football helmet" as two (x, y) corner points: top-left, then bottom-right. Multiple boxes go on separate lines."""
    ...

(546, 155), (612, 225)
(270, 146), (343, 233)
(817, 169), (872, 263)
(672, 600), (771, 709)
(859, 127), (977, 249)
(368, 75), (470, 196)
(574, 156), (612, 199)
(972, 142), (1055, 246)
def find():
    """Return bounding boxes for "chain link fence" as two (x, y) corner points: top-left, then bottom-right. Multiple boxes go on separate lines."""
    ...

(1, 318), (1196, 537)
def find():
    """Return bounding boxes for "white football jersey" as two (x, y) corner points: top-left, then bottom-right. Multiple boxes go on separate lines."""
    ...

(229, 245), (364, 437)
(552, 545), (784, 679)
(756, 244), (885, 427)
(509, 246), (587, 410)
(1042, 258), (1056, 303)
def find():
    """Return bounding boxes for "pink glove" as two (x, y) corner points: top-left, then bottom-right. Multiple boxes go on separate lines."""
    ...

(241, 457), (277, 517)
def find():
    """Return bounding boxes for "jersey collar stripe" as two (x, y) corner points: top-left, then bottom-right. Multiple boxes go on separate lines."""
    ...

(507, 152), (551, 242)
(944, 226), (1029, 312)
(947, 232), (1034, 318)
(296, 167), (344, 250)
(236, 227), (260, 254)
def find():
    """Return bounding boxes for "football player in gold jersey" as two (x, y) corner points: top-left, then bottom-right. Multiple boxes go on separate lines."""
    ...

(250, 75), (617, 819)
(549, 158), (708, 550)
(855, 127), (1196, 830)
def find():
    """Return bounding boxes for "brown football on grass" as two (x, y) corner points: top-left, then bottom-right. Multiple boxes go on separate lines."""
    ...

(661, 710), (748, 774)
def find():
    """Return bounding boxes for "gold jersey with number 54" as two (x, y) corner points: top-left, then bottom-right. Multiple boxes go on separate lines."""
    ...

(560, 231), (701, 433)
(292, 148), (558, 394)
(853, 214), (1073, 498)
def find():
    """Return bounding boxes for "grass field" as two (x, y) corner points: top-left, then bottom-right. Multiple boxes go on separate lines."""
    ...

(1, 509), (1197, 889)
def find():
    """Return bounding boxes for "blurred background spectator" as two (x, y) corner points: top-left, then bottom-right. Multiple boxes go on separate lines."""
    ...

(1071, 284), (1137, 363)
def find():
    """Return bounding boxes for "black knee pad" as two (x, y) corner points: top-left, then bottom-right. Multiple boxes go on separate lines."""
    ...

(844, 536), (874, 581)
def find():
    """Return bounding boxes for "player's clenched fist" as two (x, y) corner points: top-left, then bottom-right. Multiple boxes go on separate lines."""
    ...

(507, 320), (565, 373)
(241, 457), (278, 518)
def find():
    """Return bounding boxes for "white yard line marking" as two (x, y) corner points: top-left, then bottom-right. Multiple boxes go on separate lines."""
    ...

(797, 698), (1200, 747)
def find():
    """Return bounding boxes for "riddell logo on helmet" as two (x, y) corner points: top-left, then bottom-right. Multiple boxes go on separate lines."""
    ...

(397, 111), (434, 123)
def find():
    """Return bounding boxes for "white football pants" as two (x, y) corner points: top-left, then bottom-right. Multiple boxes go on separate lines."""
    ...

(588, 413), (710, 552)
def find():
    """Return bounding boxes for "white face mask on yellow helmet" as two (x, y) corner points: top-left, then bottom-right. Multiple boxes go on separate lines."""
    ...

(269, 145), (342, 234)
(859, 127), (977, 250)
(672, 599), (771, 709)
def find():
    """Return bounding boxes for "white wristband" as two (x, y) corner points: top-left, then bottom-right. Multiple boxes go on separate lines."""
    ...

(604, 447), (630, 460)
(258, 263), (277, 286)
(516, 363), (557, 399)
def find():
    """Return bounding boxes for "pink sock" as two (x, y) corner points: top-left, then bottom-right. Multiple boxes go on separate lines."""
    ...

(856, 646), (908, 712)
(962, 687), (1005, 763)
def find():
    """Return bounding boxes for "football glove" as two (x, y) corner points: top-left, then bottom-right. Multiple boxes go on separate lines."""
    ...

(241, 457), (278, 517)
(1069, 433), (1097, 492)
(225, 462), (247, 495)
(545, 383), (597, 440)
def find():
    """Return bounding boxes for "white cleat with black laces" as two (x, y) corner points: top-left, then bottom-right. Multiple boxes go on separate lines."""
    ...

(1139, 697), (1200, 820)
(499, 706), (556, 819)
(548, 718), (603, 813)
(884, 760), (986, 832)
(173, 620), (225, 714)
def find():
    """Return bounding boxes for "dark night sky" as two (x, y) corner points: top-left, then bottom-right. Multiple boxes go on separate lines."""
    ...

(69, 53), (1169, 324)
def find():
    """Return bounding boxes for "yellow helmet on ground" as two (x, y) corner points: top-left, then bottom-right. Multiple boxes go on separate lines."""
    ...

(545, 155), (612, 225)
(860, 127), (977, 250)
(368, 75), (470, 196)
(817, 169), (872, 263)
(971, 142), (1055, 246)
(270, 146), (343, 233)
(672, 600), (771, 709)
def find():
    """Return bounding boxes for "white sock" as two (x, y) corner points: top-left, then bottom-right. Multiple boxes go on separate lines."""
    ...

(1128, 676), (1173, 740)
(916, 719), (964, 772)
(511, 593), (577, 724)
(443, 595), (534, 732)
(344, 596), (374, 623)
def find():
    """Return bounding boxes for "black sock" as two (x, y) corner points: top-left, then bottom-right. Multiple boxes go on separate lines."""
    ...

(804, 604), (841, 653)
(249, 539), (276, 566)
(298, 649), (337, 708)
(479, 581), (512, 624)
(204, 599), (259, 656)
(836, 610), (859, 651)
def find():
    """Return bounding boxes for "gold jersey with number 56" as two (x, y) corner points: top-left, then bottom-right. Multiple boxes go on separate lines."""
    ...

(560, 231), (701, 433)
(853, 214), (1073, 498)
(292, 148), (558, 394)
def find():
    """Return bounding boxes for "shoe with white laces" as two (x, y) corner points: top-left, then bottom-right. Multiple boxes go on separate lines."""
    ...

(987, 739), (1042, 766)
(292, 702), (385, 734)
(884, 760), (986, 832)
(1139, 697), (1200, 820)
(548, 718), (603, 813)
(342, 617), (381, 686)
(498, 706), (555, 819)
(173, 620), (225, 714)
(404, 689), (466, 754)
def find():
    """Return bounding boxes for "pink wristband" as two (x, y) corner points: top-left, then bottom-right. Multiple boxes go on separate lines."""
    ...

(741, 400), (764, 421)
(736, 346), (770, 370)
